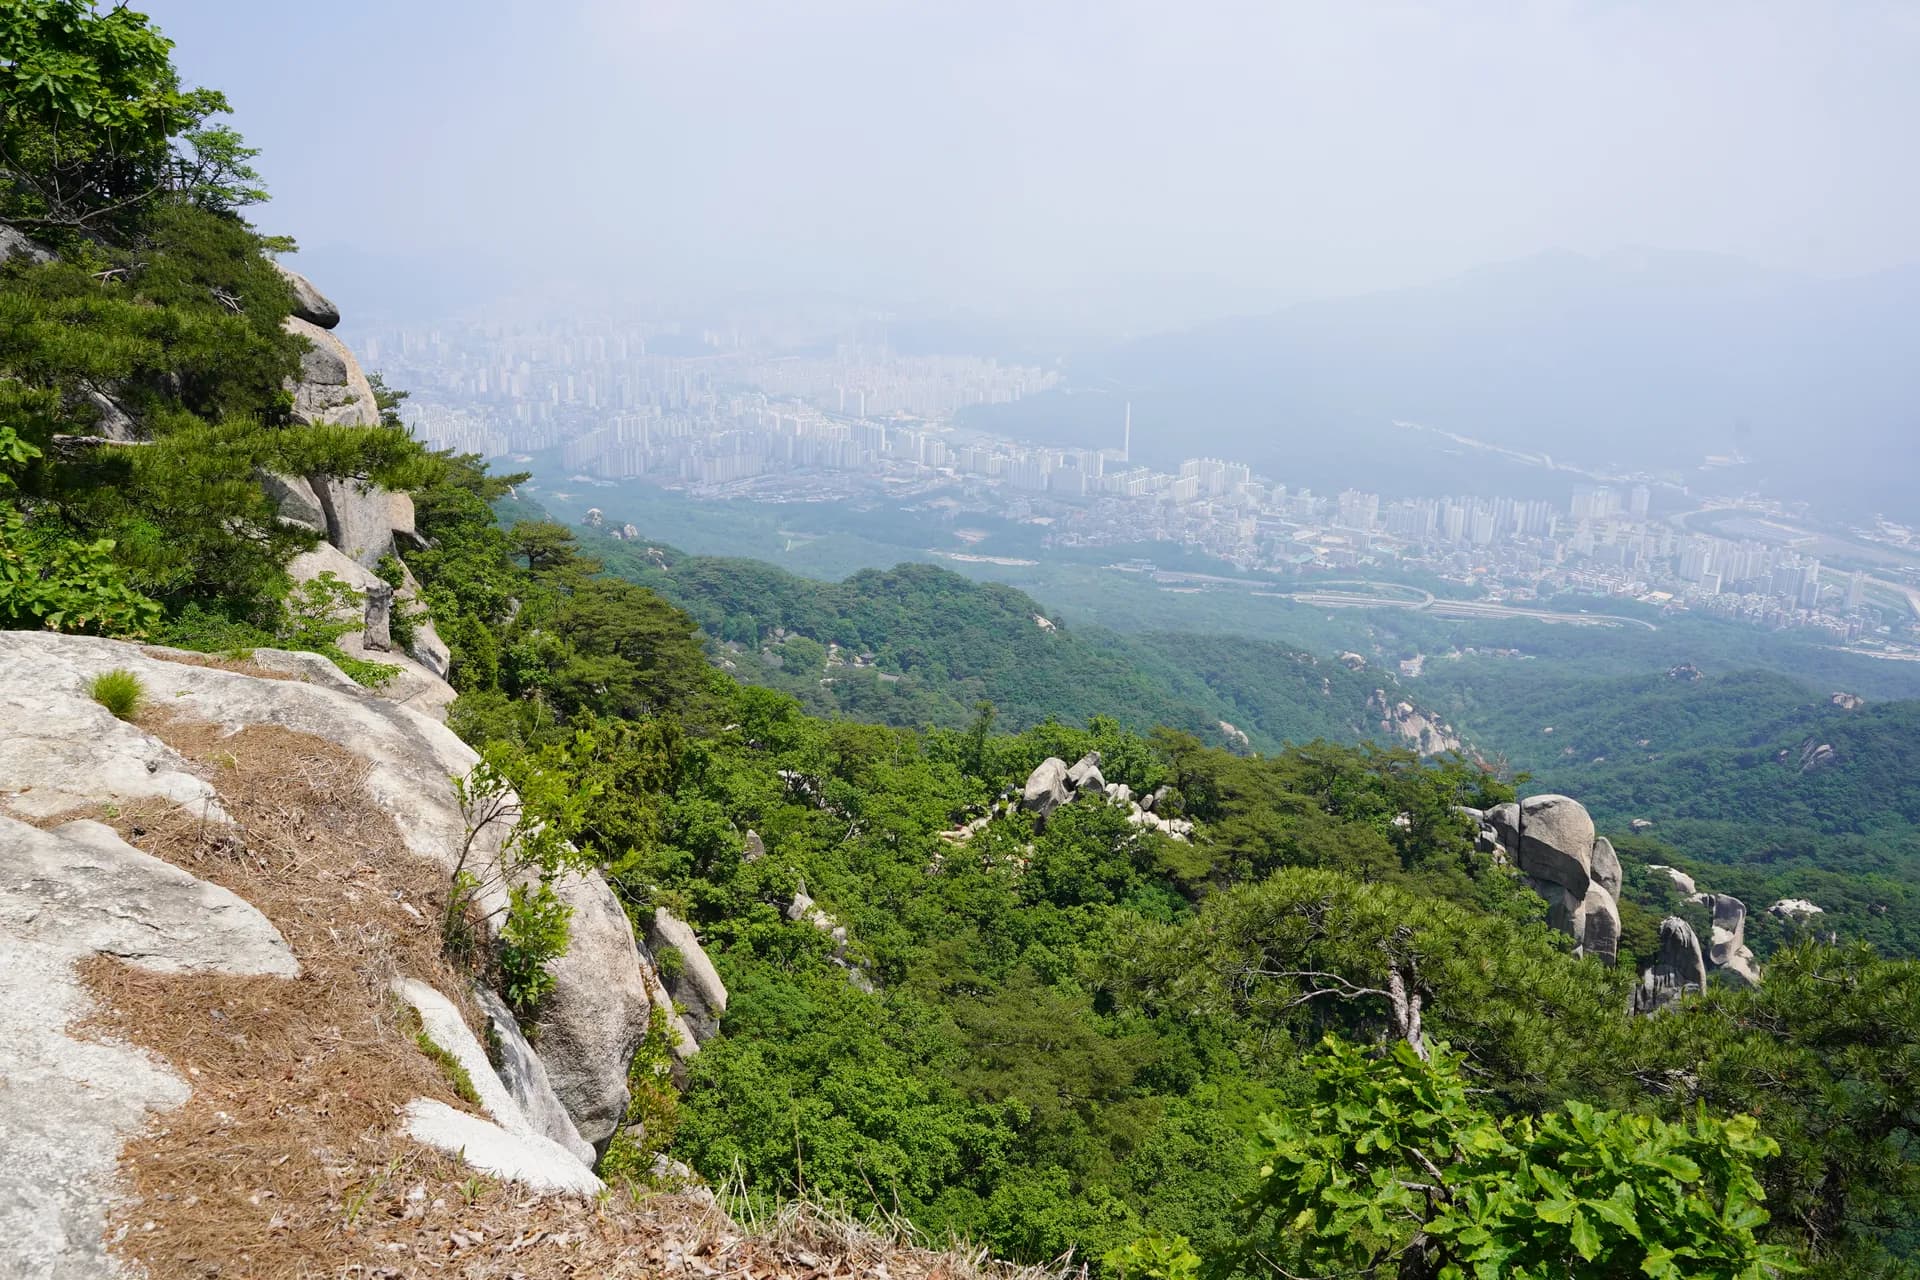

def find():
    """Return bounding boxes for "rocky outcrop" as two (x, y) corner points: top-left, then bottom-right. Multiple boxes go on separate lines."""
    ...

(1021, 757), (1072, 821)
(0, 632), (648, 1164)
(1788, 737), (1837, 773)
(391, 978), (599, 1189)
(1516, 795), (1595, 899)
(1575, 881), (1621, 965)
(1646, 864), (1696, 895)
(273, 261), (341, 329)
(311, 474), (396, 567)
(0, 813), (298, 1279)
(1368, 689), (1465, 755)
(1633, 917), (1708, 1014)
(400, 1099), (603, 1197)
(262, 471), (327, 532)
(647, 908), (728, 1045)
(536, 871), (653, 1151)
(1700, 893), (1761, 988)
(285, 541), (456, 721)
(474, 987), (596, 1165)
(1770, 898), (1825, 921)
(0, 222), (54, 265)
(284, 315), (379, 427)
(1485, 802), (1521, 853)
(1066, 751), (1105, 793)
(1589, 836), (1622, 900)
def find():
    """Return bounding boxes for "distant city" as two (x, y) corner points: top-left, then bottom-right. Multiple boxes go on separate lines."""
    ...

(364, 313), (1920, 659)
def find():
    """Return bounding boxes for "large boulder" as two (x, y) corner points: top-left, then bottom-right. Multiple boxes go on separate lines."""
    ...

(1485, 801), (1521, 853)
(1646, 864), (1696, 895)
(0, 814), (297, 1279)
(646, 908), (728, 1044)
(1066, 751), (1105, 793)
(1701, 893), (1747, 968)
(1576, 882), (1621, 965)
(1770, 898), (1824, 921)
(262, 470), (327, 532)
(273, 261), (341, 329)
(390, 978), (597, 1179)
(284, 315), (379, 427)
(311, 475), (396, 567)
(1634, 916), (1708, 1014)
(1589, 836), (1622, 900)
(1702, 893), (1761, 987)
(0, 222), (54, 265)
(1517, 794), (1594, 897)
(1528, 876), (1582, 938)
(1022, 757), (1072, 820)
(529, 872), (652, 1151)
(474, 987), (596, 1165)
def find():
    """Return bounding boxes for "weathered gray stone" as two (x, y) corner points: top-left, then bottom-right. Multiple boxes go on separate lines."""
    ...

(263, 470), (327, 531)
(474, 987), (596, 1166)
(1066, 751), (1105, 793)
(390, 976), (599, 1176)
(1702, 893), (1761, 987)
(273, 261), (341, 329)
(1770, 898), (1824, 920)
(1646, 864), (1696, 895)
(741, 830), (766, 862)
(1590, 836), (1622, 900)
(284, 315), (378, 427)
(364, 580), (395, 651)
(0, 222), (54, 265)
(1577, 882), (1621, 965)
(311, 475), (396, 567)
(1485, 801), (1521, 852)
(0, 814), (296, 1280)
(83, 384), (138, 441)
(1634, 916), (1708, 1014)
(1517, 794), (1594, 897)
(1022, 757), (1072, 820)
(1702, 893), (1747, 968)
(1528, 875), (1582, 937)
(536, 871), (652, 1151)
(400, 1100), (602, 1196)
(0, 633), (653, 1184)
(646, 907), (728, 1046)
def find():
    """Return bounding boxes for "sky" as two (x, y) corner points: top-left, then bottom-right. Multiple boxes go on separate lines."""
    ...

(145, 0), (1920, 330)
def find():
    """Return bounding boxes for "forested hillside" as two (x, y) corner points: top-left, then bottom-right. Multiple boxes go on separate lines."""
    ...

(1428, 663), (1920, 955)
(576, 534), (1401, 749)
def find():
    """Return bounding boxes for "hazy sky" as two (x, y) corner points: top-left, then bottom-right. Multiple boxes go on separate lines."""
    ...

(147, 1), (1920, 326)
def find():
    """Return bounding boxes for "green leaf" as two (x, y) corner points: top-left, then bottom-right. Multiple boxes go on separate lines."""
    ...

(1569, 1208), (1601, 1262)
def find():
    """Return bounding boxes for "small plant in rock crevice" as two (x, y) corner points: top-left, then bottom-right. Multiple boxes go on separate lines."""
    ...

(89, 667), (145, 719)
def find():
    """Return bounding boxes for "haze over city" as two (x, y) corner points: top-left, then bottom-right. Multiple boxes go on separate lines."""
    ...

(151, 0), (1920, 328)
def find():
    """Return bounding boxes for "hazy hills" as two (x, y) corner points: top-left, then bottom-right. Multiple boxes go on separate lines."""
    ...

(972, 248), (1920, 519)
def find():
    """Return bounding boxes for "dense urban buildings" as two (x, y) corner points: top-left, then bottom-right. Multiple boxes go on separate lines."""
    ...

(367, 314), (1918, 651)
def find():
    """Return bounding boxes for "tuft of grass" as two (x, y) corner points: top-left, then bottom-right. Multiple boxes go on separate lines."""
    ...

(90, 668), (145, 720)
(397, 1006), (481, 1107)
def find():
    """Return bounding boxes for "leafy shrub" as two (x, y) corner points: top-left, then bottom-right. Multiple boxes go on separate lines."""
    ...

(498, 880), (573, 1014)
(1109, 1036), (1799, 1280)
(89, 667), (144, 720)
(654, 944), (686, 985)
(274, 570), (397, 688)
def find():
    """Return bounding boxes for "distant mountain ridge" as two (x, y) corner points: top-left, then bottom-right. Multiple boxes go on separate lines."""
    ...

(971, 247), (1920, 519)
